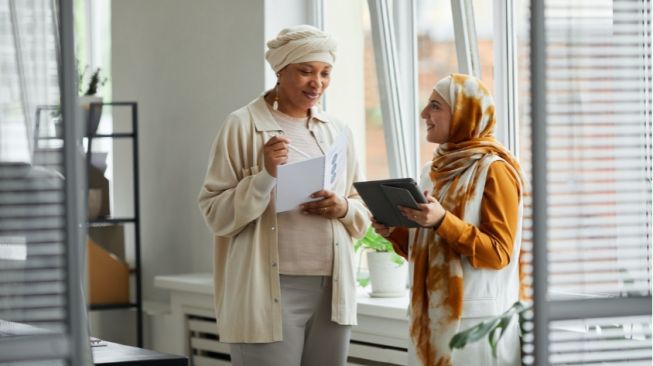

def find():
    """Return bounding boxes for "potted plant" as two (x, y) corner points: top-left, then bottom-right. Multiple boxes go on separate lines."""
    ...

(78, 65), (108, 137)
(355, 227), (407, 297)
(44, 66), (107, 141)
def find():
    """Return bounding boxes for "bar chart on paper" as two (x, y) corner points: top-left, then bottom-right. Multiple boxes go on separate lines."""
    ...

(276, 131), (348, 213)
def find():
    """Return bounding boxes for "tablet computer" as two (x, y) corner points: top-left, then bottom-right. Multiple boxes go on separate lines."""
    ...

(354, 178), (427, 228)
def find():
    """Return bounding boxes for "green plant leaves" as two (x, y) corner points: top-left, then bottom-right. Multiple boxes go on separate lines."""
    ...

(357, 277), (370, 287)
(355, 228), (405, 265)
(449, 301), (528, 357)
(355, 227), (390, 252)
(77, 61), (108, 96)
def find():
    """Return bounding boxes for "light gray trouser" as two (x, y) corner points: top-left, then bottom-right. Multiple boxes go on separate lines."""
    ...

(229, 275), (351, 366)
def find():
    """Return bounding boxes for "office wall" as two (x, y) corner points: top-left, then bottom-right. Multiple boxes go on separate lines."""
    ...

(111, 0), (363, 301)
(263, 0), (314, 89)
(109, 1), (363, 347)
(111, 0), (266, 307)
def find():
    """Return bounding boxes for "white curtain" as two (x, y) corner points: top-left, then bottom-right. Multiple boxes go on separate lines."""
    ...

(0, 0), (60, 163)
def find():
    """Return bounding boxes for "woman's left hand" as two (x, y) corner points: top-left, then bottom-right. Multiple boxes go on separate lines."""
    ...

(398, 190), (446, 228)
(300, 190), (348, 219)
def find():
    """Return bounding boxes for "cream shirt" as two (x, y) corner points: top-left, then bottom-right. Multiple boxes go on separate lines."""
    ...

(270, 108), (334, 276)
(198, 95), (370, 343)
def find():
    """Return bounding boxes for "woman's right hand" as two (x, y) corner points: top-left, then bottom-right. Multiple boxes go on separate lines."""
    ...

(371, 218), (395, 238)
(262, 135), (291, 177)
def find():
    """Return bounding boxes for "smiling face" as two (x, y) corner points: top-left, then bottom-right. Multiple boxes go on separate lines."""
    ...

(276, 61), (331, 117)
(420, 90), (452, 144)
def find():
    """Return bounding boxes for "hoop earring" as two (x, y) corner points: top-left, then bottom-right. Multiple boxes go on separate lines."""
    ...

(273, 83), (279, 111)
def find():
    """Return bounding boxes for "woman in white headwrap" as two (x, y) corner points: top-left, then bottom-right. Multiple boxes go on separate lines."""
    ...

(373, 74), (524, 366)
(198, 25), (370, 366)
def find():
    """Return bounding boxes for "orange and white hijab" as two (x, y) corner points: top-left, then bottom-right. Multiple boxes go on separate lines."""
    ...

(409, 74), (524, 365)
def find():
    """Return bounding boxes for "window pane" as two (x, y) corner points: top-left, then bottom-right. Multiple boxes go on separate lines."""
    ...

(363, 1), (390, 180)
(473, 0), (495, 90)
(416, 0), (458, 169)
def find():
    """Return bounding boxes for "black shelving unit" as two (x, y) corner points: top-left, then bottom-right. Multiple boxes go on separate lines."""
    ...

(34, 101), (143, 347)
(86, 101), (143, 347)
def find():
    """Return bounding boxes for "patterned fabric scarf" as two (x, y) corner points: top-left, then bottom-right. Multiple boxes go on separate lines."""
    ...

(409, 74), (524, 365)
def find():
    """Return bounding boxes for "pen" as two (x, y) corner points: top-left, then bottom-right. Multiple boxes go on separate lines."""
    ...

(288, 144), (311, 158)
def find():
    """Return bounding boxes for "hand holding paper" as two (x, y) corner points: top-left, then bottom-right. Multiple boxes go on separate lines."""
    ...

(276, 131), (348, 213)
(262, 135), (291, 177)
(299, 189), (348, 219)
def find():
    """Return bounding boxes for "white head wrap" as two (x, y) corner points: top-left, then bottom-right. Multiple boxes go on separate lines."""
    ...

(265, 25), (337, 73)
(433, 75), (453, 111)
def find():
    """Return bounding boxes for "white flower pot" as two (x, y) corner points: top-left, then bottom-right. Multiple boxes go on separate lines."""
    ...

(366, 251), (407, 297)
(78, 95), (103, 137)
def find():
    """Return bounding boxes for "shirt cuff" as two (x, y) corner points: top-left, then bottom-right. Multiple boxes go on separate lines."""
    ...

(436, 211), (466, 245)
(338, 198), (353, 222)
(251, 168), (277, 196)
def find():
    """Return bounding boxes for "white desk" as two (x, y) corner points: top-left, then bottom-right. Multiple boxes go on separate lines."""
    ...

(155, 273), (410, 366)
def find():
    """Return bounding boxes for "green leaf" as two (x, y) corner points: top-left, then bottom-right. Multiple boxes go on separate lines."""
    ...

(450, 318), (500, 350)
(390, 252), (405, 266)
(449, 301), (529, 357)
(354, 227), (404, 264)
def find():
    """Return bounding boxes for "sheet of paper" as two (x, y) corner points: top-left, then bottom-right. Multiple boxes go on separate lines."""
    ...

(276, 130), (348, 213)
(323, 130), (348, 190)
(276, 155), (325, 213)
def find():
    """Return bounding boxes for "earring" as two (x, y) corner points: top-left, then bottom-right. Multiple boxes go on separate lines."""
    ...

(273, 83), (279, 111)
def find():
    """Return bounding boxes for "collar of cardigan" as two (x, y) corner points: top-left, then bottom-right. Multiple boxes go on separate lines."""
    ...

(249, 94), (330, 132)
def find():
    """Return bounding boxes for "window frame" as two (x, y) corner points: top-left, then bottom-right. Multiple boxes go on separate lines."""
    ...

(62, 0), (90, 361)
(367, 0), (506, 179)
(492, 0), (519, 153)
(367, 0), (419, 179)
(451, 0), (482, 77)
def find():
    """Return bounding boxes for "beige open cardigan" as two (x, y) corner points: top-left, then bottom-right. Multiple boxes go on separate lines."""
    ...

(198, 95), (370, 343)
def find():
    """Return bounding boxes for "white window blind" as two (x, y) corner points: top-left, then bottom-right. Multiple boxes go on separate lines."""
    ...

(549, 315), (652, 365)
(520, 0), (652, 364)
(0, 0), (89, 364)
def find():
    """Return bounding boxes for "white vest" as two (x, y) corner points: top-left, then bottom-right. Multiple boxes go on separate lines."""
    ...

(416, 156), (522, 318)
(408, 157), (523, 365)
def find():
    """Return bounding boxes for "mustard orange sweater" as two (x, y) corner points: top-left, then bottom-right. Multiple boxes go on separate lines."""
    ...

(389, 161), (520, 270)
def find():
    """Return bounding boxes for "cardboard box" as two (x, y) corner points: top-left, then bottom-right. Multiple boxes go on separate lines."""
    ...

(88, 224), (125, 262)
(88, 165), (110, 219)
(87, 239), (129, 305)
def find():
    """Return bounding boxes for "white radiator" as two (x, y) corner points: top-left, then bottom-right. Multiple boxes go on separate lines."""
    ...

(187, 315), (231, 366)
(185, 314), (408, 365)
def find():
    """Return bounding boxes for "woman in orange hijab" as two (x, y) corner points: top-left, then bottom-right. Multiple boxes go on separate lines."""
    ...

(373, 74), (524, 366)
